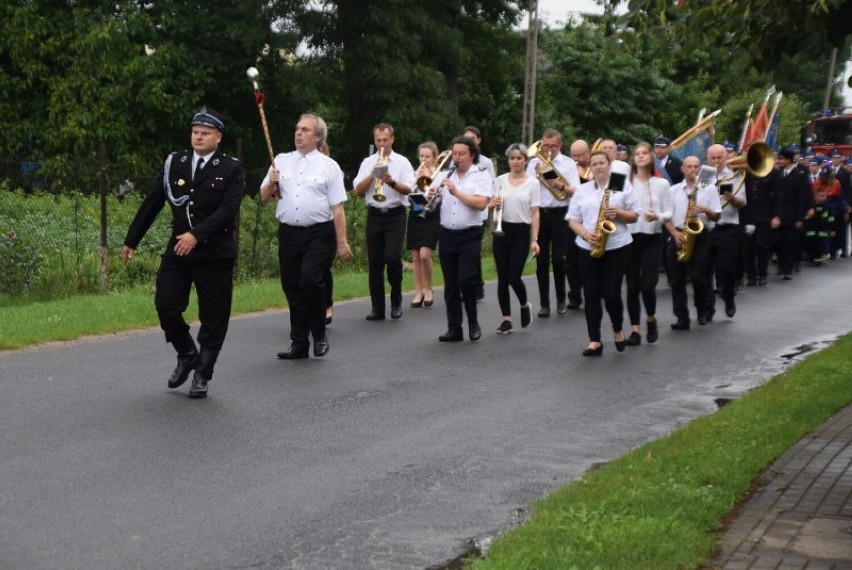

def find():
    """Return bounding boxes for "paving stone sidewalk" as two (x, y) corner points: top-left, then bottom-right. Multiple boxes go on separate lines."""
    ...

(710, 404), (852, 570)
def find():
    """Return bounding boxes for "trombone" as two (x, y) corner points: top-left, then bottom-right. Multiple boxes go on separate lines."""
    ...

(527, 140), (571, 201)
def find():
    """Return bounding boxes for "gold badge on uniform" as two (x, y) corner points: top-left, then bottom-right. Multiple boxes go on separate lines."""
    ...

(177, 179), (186, 186)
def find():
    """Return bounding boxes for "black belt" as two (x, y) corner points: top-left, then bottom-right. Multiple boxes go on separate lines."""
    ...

(368, 205), (405, 214)
(541, 206), (568, 212)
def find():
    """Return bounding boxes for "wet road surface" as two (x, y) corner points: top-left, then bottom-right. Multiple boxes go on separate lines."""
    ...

(2, 261), (851, 569)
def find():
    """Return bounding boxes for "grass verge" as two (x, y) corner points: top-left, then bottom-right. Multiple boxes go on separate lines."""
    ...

(0, 257), (509, 350)
(468, 333), (852, 569)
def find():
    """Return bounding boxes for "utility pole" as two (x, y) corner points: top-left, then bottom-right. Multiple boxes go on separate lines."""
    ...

(823, 47), (838, 112)
(521, 0), (538, 145)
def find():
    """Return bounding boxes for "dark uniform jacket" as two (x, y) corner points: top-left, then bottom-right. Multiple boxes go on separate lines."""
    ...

(663, 155), (684, 185)
(742, 168), (779, 225)
(125, 149), (245, 260)
(773, 165), (813, 227)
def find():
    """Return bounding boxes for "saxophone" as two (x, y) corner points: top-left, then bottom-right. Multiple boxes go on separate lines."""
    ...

(588, 188), (617, 258)
(676, 167), (712, 263)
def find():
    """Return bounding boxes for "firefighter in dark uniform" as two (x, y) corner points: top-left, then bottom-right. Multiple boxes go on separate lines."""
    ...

(121, 108), (245, 398)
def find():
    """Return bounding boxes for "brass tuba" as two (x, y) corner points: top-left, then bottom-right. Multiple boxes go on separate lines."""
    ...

(588, 172), (625, 258)
(372, 147), (388, 202)
(717, 142), (775, 207)
(527, 140), (571, 201)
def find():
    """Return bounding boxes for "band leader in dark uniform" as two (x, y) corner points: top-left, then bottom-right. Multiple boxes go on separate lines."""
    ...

(260, 113), (353, 360)
(567, 150), (640, 356)
(121, 108), (245, 398)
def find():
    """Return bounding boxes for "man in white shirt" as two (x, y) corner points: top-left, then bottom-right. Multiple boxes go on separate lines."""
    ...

(527, 128), (582, 315)
(664, 156), (722, 330)
(463, 125), (495, 301)
(354, 123), (416, 320)
(260, 113), (353, 359)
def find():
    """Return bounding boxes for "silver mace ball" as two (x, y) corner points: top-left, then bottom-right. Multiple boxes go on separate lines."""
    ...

(247, 67), (260, 90)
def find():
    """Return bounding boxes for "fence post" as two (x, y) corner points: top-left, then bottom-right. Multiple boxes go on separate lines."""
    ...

(98, 141), (109, 292)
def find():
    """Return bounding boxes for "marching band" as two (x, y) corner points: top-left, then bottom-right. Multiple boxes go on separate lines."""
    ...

(253, 118), (851, 359)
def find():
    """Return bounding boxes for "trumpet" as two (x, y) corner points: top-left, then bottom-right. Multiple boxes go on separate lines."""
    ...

(372, 147), (388, 202)
(420, 161), (457, 219)
(492, 182), (505, 237)
(416, 150), (452, 191)
(527, 140), (571, 201)
(588, 172), (625, 258)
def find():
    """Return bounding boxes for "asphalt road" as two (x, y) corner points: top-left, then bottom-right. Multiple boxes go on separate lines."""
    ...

(2, 260), (851, 570)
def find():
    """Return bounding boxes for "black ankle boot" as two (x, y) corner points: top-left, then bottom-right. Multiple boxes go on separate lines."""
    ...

(189, 348), (219, 399)
(167, 332), (198, 389)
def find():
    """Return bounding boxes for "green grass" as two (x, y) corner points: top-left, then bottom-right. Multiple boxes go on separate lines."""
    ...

(0, 257), (514, 350)
(469, 333), (852, 570)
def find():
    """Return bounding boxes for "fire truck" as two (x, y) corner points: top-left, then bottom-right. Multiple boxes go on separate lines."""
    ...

(802, 108), (852, 156)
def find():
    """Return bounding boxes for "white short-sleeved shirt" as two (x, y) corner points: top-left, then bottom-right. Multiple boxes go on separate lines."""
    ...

(567, 178), (641, 251)
(715, 167), (746, 225)
(670, 180), (723, 231)
(261, 149), (348, 226)
(525, 152), (581, 209)
(492, 174), (540, 224)
(433, 165), (493, 230)
(353, 150), (416, 209)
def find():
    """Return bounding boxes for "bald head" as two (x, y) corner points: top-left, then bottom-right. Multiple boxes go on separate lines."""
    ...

(570, 140), (590, 167)
(707, 144), (727, 170)
(600, 139), (617, 160)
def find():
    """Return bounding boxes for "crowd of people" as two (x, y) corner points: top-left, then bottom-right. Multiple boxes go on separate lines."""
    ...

(121, 107), (852, 397)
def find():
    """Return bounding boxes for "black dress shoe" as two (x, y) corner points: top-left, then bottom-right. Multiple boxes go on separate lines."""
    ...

(423, 296), (434, 308)
(365, 311), (386, 321)
(582, 344), (603, 356)
(313, 335), (329, 357)
(670, 319), (690, 331)
(538, 307), (550, 318)
(188, 371), (209, 399)
(167, 351), (198, 389)
(625, 332), (641, 346)
(646, 320), (659, 343)
(746, 279), (757, 286)
(758, 276), (767, 286)
(614, 334), (627, 352)
(391, 306), (403, 320)
(276, 344), (310, 359)
(439, 329), (464, 342)
(556, 301), (568, 315)
(783, 273), (792, 280)
(698, 313), (707, 326)
(410, 298), (424, 308)
(325, 315), (333, 325)
(725, 298), (736, 318)
(566, 301), (582, 310)
(469, 322), (482, 341)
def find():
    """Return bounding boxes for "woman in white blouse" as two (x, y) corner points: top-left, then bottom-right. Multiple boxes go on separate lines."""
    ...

(625, 142), (673, 346)
(567, 151), (641, 356)
(488, 143), (541, 334)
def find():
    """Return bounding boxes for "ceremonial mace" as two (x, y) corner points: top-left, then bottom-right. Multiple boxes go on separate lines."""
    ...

(247, 66), (276, 165)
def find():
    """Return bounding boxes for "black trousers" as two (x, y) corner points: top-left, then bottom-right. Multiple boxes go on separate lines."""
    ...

(278, 221), (336, 348)
(439, 226), (482, 332)
(536, 207), (569, 308)
(626, 232), (663, 325)
(743, 224), (772, 281)
(155, 254), (235, 352)
(578, 244), (630, 342)
(773, 226), (799, 275)
(666, 232), (710, 322)
(366, 207), (406, 312)
(492, 221), (530, 317)
(706, 224), (741, 311)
